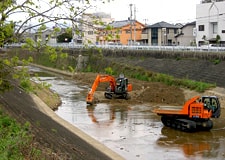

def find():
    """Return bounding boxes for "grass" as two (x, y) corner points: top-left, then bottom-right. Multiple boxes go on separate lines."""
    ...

(0, 108), (41, 159)
(94, 62), (215, 92)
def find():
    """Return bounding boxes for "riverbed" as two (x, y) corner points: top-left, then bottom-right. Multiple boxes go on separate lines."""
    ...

(31, 66), (225, 160)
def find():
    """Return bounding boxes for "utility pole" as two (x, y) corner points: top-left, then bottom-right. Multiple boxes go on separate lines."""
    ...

(134, 4), (136, 45)
(129, 4), (133, 45)
(143, 19), (148, 25)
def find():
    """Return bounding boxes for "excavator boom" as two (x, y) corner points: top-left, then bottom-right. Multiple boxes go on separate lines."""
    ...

(86, 74), (116, 104)
(86, 74), (132, 105)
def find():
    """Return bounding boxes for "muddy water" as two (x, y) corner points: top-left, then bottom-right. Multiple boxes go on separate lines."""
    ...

(32, 67), (225, 160)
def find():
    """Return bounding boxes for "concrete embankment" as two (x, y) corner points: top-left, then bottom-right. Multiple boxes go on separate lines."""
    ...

(65, 48), (225, 87)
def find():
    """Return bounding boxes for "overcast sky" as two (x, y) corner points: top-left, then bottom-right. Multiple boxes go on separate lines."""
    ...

(12, 0), (201, 27)
(93, 0), (202, 25)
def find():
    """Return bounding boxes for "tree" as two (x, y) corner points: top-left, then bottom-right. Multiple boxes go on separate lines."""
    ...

(57, 28), (72, 42)
(216, 34), (221, 46)
(1, 0), (111, 46)
(0, 0), (112, 92)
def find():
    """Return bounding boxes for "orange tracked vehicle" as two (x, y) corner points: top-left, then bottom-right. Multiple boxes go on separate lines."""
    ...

(86, 74), (132, 105)
(153, 96), (221, 132)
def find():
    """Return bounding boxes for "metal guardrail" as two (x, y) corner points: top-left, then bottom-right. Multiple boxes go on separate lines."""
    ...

(5, 43), (225, 52)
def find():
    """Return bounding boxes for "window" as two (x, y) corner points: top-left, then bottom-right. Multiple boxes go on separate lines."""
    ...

(199, 25), (204, 31)
(166, 29), (169, 34)
(88, 31), (93, 35)
(174, 29), (178, 34)
(126, 30), (131, 34)
(151, 28), (158, 45)
(212, 22), (218, 34)
(222, 30), (225, 33)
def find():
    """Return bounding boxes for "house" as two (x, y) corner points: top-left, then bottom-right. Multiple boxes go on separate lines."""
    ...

(196, 0), (225, 46)
(175, 21), (196, 46)
(142, 21), (180, 46)
(96, 20), (145, 45)
(33, 28), (57, 44)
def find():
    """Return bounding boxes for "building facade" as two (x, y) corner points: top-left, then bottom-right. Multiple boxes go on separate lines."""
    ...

(196, 0), (225, 46)
(142, 21), (179, 46)
(175, 21), (196, 46)
(97, 20), (145, 45)
(78, 12), (114, 45)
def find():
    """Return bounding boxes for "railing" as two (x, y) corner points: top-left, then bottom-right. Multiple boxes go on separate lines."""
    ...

(5, 43), (225, 52)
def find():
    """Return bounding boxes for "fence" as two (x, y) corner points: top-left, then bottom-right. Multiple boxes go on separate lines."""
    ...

(5, 43), (225, 52)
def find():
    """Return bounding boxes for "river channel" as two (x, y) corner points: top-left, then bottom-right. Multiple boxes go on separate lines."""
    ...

(31, 66), (225, 160)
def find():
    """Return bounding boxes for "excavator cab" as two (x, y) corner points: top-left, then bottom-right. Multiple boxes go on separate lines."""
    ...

(115, 74), (132, 98)
(201, 96), (221, 118)
(115, 77), (127, 93)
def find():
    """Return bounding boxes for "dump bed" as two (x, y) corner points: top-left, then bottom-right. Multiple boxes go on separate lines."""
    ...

(153, 96), (201, 116)
(153, 105), (185, 115)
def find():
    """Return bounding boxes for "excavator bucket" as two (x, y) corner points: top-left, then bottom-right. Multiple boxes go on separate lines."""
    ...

(86, 93), (94, 105)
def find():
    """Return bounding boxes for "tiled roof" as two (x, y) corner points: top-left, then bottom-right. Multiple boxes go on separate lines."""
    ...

(145, 21), (180, 29)
(181, 21), (196, 28)
(109, 20), (135, 28)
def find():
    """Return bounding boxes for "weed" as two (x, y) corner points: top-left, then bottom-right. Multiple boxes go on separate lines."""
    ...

(212, 59), (221, 65)
(0, 108), (41, 159)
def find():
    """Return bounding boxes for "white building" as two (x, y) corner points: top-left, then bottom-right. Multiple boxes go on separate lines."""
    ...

(196, 0), (225, 46)
(80, 12), (114, 45)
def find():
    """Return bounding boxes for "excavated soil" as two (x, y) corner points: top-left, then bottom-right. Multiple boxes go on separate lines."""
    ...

(73, 72), (185, 106)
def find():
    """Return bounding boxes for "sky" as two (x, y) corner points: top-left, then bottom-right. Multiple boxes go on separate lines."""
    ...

(11, 0), (202, 28)
(93, 0), (202, 25)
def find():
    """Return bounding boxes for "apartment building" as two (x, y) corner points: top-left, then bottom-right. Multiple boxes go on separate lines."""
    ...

(142, 21), (179, 46)
(97, 20), (145, 45)
(196, 0), (225, 46)
(79, 12), (114, 44)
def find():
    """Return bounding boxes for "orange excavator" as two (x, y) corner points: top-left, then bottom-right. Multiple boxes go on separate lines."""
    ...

(153, 96), (221, 132)
(86, 74), (132, 105)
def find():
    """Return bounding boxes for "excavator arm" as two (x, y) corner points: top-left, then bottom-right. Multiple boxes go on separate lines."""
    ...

(86, 74), (116, 105)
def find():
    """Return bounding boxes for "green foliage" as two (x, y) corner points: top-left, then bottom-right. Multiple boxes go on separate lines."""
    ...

(132, 73), (149, 81)
(0, 60), (12, 92)
(216, 35), (221, 45)
(20, 79), (33, 92)
(153, 73), (174, 86)
(177, 79), (215, 92)
(57, 31), (72, 43)
(68, 66), (75, 73)
(212, 59), (221, 65)
(104, 67), (114, 75)
(0, 21), (15, 46)
(85, 55), (215, 92)
(85, 64), (93, 72)
(0, 110), (34, 159)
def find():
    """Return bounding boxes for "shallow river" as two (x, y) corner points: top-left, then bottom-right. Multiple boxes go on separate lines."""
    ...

(31, 67), (225, 160)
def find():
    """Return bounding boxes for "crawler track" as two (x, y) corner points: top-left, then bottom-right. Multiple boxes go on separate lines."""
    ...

(161, 116), (213, 132)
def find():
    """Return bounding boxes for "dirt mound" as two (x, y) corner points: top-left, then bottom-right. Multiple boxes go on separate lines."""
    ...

(130, 82), (184, 105)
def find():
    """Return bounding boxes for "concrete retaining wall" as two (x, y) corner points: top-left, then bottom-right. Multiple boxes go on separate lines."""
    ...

(65, 48), (225, 88)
